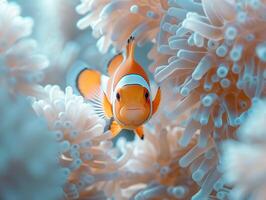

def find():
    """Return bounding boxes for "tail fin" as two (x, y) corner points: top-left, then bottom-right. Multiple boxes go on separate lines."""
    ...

(76, 69), (101, 99)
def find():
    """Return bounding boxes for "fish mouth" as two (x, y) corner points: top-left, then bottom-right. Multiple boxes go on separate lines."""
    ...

(126, 108), (142, 111)
(119, 106), (147, 126)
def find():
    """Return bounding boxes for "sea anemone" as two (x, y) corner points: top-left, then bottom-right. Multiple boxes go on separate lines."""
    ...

(152, 0), (266, 198)
(2, 0), (266, 199)
(97, 120), (199, 200)
(0, 1), (49, 96)
(0, 87), (65, 200)
(76, 0), (168, 53)
(32, 85), (132, 199)
(155, 0), (266, 147)
(149, 0), (205, 73)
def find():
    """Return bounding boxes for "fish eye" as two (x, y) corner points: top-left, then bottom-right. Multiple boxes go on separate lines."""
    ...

(145, 92), (149, 99)
(116, 93), (120, 101)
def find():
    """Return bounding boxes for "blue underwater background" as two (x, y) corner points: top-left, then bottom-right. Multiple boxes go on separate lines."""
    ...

(1, 0), (266, 200)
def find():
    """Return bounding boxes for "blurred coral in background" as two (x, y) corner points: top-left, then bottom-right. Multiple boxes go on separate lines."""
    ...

(1, 0), (266, 199)
(0, 0), (49, 96)
(222, 100), (266, 200)
(0, 87), (65, 200)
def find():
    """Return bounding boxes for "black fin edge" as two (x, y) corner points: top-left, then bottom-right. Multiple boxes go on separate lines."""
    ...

(76, 68), (89, 97)
(127, 35), (135, 44)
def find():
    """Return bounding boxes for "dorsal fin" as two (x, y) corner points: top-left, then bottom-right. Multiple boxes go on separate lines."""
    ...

(126, 36), (136, 59)
(107, 53), (123, 76)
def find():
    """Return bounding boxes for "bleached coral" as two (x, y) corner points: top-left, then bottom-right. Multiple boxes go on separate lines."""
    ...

(222, 100), (266, 200)
(0, 87), (65, 200)
(0, 1), (49, 96)
(76, 0), (168, 53)
(32, 85), (132, 199)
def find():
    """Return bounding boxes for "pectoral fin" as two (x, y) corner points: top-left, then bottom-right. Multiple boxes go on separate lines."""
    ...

(103, 92), (113, 118)
(134, 126), (144, 140)
(152, 87), (161, 115)
(110, 121), (122, 138)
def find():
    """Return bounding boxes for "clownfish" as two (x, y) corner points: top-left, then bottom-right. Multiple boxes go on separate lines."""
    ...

(76, 36), (161, 139)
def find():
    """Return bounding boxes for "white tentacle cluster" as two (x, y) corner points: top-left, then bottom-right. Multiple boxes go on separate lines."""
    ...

(76, 0), (168, 53)
(32, 85), (133, 199)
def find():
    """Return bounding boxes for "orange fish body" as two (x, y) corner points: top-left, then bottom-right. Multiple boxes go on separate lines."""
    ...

(77, 37), (161, 139)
